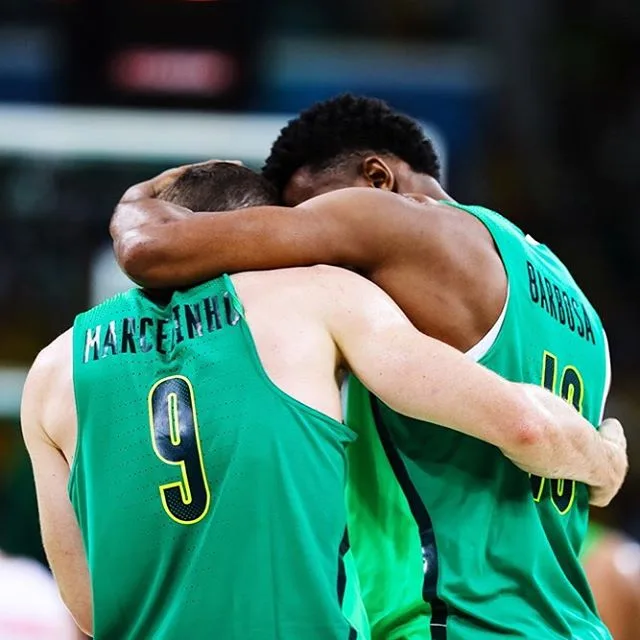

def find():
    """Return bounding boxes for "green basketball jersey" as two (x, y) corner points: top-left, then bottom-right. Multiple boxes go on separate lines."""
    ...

(69, 275), (369, 640)
(345, 204), (611, 640)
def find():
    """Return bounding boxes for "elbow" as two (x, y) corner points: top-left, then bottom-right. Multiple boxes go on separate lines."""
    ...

(511, 419), (546, 450)
(500, 398), (550, 454)
(110, 204), (169, 287)
(114, 232), (167, 288)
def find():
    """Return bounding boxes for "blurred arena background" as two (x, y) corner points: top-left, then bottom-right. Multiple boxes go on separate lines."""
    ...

(0, 0), (638, 635)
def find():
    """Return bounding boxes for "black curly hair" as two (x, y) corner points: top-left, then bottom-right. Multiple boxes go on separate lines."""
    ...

(262, 94), (441, 195)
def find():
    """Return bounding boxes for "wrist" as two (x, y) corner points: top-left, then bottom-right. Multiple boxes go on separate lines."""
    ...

(593, 437), (624, 492)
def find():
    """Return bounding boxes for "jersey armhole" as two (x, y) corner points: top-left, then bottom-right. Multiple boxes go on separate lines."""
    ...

(598, 329), (612, 423)
(67, 320), (84, 503)
(444, 201), (512, 363)
(223, 276), (358, 443)
(465, 285), (510, 362)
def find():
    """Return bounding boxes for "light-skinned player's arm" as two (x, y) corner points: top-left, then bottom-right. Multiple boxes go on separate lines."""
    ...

(20, 333), (93, 636)
(507, 388), (625, 507)
(111, 177), (423, 287)
(316, 266), (627, 507)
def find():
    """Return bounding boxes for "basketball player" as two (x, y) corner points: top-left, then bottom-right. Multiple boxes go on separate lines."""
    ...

(581, 522), (640, 639)
(111, 96), (620, 639)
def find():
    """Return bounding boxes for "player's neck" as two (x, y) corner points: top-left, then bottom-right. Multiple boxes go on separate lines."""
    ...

(411, 174), (455, 203)
(426, 179), (455, 203)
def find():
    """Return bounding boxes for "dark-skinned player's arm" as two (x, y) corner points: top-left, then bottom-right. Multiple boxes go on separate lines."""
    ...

(21, 332), (93, 636)
(111, 180), (418, 288)
(317, 266), (628, 508)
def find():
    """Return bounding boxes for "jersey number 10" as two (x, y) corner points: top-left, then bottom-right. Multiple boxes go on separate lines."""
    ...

(530, 352), (584, 515)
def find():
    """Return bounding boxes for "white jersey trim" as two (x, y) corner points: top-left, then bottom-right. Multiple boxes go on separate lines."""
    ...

(465, 285), (510, 362)
(599, 329), (612, 423)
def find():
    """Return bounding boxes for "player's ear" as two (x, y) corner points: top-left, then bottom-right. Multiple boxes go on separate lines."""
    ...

(361, 156), (397, 192)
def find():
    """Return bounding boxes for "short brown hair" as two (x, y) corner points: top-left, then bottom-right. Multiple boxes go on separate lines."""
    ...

(159, 162), (278, 211)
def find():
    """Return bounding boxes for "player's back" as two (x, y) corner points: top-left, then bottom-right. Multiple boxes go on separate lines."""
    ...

(346, 204), (611, 639)
(70, 269), (365, 640)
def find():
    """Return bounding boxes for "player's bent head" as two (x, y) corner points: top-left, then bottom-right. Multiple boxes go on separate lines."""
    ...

(159, 161), (278, 212)
(262, 93), (441, 205)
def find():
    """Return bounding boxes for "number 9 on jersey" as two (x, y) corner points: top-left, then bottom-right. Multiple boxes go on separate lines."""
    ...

(148, 376), (211, 525)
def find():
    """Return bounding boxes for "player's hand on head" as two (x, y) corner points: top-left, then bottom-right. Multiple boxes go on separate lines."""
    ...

(148, 160), (245, 197)
(120, 164), (193, 202)
(589, 418), (628, 508)
(120, 160), (244, 203)
(145, 160), (245, 196)
(148, 164), (193, 196)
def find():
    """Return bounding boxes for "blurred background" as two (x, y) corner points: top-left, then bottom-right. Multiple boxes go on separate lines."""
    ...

(0, 0), (638, 635)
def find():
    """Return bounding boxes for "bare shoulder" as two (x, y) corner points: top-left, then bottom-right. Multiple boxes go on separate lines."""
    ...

(300, 187), (443, 222)
(28, 329), (73, 385)
(231, 265), (373, 299)
(304, 187), (463, 219)
(231, 266), (397, 330)
(304, 188), (495, 260)
(22, 329), (74, 444)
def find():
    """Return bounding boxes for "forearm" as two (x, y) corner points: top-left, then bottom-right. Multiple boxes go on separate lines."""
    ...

(350, 330), (621, 487)
(348, 329), (550, 453)
(111, 201), (348, 288)
(504, 385), (625, 489)
(111, 183), (410, 289)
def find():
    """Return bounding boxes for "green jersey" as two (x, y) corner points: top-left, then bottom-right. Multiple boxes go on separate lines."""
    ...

(346, 204), (611, 640)
(70, 275), (368, 639)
